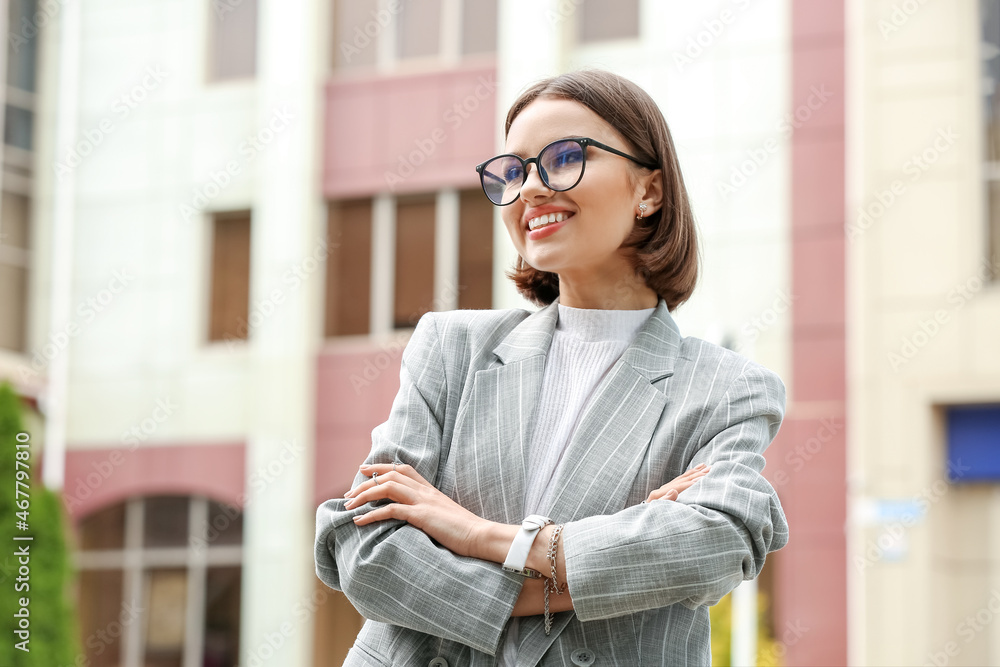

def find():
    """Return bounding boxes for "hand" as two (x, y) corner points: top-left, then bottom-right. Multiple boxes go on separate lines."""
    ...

(344, 463), (488, 559)
(644, 463), (710, 503)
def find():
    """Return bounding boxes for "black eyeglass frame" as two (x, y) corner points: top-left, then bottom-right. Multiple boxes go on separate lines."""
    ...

(474, 137), (659, 206)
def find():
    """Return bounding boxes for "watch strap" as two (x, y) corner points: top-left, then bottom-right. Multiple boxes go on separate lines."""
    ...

(502, 514), (552, 577)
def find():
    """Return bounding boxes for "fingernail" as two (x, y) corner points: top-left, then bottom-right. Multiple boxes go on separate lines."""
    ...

(353, 516), (361, 522)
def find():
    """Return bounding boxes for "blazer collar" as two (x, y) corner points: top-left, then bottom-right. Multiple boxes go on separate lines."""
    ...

(492, 294), (681, 386)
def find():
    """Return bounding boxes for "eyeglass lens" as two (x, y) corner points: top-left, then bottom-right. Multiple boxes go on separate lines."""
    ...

(481, 139), (585, 205)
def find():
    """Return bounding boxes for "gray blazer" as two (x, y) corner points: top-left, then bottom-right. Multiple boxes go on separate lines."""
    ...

(315, 295), (789, 666)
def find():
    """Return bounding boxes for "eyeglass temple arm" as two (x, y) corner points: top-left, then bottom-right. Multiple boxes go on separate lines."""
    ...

(584, 138), (658, 169)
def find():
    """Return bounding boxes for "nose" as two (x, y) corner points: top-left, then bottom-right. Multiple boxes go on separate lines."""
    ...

(519, 162), (552, 202)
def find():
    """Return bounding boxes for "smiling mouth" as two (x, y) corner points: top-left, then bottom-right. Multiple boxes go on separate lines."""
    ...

(527, 212), (572, 231)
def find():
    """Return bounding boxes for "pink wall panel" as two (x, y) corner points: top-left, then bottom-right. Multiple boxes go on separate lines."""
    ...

(791, 232), (846, 330)
(64, 442), (245, 520)
(777, 1), (848, 664)
(323, 63), (498, 198)
(313, 336), (412, 505)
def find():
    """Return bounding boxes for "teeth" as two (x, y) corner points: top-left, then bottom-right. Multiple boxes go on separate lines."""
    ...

(528, 212), (568, 231)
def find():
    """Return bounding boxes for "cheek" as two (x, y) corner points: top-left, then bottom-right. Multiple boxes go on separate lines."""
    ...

(501, 210), (523, 238)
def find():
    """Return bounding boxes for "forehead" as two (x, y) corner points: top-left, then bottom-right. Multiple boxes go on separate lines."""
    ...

(504, 98), (620, 155)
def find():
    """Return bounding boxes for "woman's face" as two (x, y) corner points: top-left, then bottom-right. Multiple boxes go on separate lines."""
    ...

(500, 97), (653, 292)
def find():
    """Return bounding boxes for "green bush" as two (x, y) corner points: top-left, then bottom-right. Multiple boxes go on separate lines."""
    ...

(0, 382), (79, 665)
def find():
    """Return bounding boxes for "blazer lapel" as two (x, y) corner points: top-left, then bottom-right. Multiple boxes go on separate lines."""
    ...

(450, 299), (559, 524)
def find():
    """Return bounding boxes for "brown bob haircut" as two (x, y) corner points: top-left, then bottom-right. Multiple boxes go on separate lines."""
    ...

(502, 69), (699, 311)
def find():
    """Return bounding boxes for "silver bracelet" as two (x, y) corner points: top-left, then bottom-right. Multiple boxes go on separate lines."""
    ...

(543, 524), (565, 635)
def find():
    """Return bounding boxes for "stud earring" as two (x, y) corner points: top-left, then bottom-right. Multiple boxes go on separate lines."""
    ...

(636, 203), (648, 220)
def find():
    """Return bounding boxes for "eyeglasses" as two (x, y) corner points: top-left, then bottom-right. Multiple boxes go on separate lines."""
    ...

(474, 137), (658, 206)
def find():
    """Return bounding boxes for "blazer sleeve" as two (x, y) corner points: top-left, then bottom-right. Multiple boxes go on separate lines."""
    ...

(313, 311), (523, 656)
(559, 363), (789, 622)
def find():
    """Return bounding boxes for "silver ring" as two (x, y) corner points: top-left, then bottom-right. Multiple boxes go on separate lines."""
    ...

(372, 472), (380, 485)
(393, 460), (401, 472)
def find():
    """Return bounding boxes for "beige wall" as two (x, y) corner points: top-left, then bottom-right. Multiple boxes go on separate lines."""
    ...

(848, 0), (1000, 664)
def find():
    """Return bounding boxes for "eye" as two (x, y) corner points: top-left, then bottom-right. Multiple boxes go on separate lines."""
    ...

(545, 144), (583, 169)
(503, 164), (524, 182)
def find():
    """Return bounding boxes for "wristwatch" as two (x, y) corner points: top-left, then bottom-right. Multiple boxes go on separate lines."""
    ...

(502, 514), (552, 578)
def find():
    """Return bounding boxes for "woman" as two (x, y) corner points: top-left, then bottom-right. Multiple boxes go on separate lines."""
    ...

(315, 69), (788, 666)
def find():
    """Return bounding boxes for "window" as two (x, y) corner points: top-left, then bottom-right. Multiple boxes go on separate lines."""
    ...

(325, 188), (493, 337)
(4, 0), (37, 150)
(75, 497), (243, 667)
(208, 0), (257, 81)
(394, 194), (436, 328)
(331, 0), (497, 71)
(332, 0), (379, 70)
(0, 192), (30, 351)
(396, 0), (442, 60)
(461, 0), (499, 56)
(983, 0), (1000, 277)
(578, 0), (640, 43)
(0, 0), (39, 354)
(325, 199), (373, 337)
(946, 404), (1000, 481)
(458, 189), (493, 309)
(208, 210), (252, 343)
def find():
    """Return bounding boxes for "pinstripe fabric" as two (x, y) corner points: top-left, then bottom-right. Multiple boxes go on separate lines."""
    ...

(315, 296), (789, 666)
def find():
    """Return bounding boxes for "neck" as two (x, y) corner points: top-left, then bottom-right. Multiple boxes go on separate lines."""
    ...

(557, 282), (658, 310)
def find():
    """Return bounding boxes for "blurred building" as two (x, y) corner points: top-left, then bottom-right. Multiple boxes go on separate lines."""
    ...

(846, 0), (1000, 665)
(0, 0), (997, 665)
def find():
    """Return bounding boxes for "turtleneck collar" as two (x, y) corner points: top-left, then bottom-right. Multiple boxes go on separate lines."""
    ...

(555, 302), (656, 343)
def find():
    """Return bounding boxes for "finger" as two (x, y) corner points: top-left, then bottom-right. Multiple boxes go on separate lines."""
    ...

(344, 480), (414, 509)
(352, 503), (409, 526)
(665, 489), (678, 501)
(346, 469), (424, 498)
(360, 462), (428, 486)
